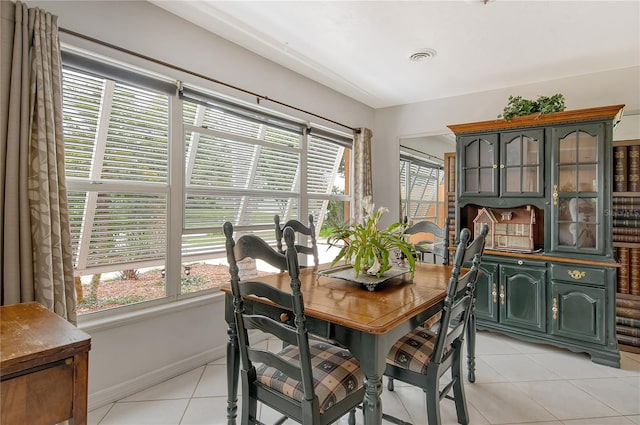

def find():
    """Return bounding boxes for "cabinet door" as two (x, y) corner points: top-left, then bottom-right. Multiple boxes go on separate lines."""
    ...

(474, 261), (499, 323)
(550, 124), (606, 255)
(459, 134), (498, 196)
(550, 282), (606, 345)
(500, 129), (544, 197)
(499, 264), (546, 332)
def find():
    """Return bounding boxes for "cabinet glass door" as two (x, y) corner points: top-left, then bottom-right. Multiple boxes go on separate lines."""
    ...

(500, 129), (544, 197)
(460, 134), (498, 196)
(551, 125), (604, 254)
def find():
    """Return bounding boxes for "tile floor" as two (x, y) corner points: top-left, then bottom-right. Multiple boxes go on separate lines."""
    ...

(89, 331), (640, 425)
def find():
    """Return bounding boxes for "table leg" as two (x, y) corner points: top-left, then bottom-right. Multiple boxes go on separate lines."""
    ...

(467, 308), (477, 383)
(226, 320), (240, 424)
(362, 374), (383, 425)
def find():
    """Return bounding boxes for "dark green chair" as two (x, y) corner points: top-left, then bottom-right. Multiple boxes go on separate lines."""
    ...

(275, 214), (319, 267)
(404, 217), (451, 265)
(224, 222), (364, 425)
(384, 225), (487, 425)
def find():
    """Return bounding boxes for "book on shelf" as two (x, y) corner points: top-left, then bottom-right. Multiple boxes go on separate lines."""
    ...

(616, 295), (640, 309)
(616, 306), (640, 320)
(617, 315), (640, 328)
(629, 144), (640, 192)
(617, 247), (630, 294)
(613, 197), (639, 207)
(613, 218), (640, 228)
(631, 249), (640, 296)
(612, 209), (640, 219)
(613, 227), (640, 235)
(617, 333), (640, 347)
(616, 324), (640, 337)
(614, 145), (628, 192)
(613, 234), (640, 243)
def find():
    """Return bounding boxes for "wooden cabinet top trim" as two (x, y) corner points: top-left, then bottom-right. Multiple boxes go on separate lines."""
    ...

(484, 249), (620, 267)
(447, 104), (625, 135)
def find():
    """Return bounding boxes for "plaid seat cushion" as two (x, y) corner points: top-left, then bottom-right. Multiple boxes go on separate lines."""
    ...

(386, 325), (445, 374)
(256, 340), (364, 413)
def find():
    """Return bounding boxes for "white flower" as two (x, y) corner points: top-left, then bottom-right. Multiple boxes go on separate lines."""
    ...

(366, 256), (381, 275)
(362, 196), (375, 221)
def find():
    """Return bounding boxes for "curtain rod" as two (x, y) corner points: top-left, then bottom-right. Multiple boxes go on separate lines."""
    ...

(58, 27), (357, 133)
(399, 145), (443, 163)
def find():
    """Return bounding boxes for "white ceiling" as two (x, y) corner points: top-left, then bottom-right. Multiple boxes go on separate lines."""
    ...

(150, 1), (640, 109)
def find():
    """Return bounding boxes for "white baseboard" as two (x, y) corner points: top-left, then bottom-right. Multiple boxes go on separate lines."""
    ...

(88, 345), (226, 411)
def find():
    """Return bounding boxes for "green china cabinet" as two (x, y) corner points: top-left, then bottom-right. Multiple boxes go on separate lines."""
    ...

(449, 105), (624, 367)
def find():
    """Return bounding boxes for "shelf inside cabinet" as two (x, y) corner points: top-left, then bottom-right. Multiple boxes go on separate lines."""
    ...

(613, 242), (640, 248)
(613, 192), (640, 197)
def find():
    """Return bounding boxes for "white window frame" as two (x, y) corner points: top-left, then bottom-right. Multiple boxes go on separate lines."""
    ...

(62, 50), (353, 320)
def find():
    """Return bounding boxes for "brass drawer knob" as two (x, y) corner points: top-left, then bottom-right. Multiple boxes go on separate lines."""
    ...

(280, 313), (289, 322)
(568, 270), (586, 280)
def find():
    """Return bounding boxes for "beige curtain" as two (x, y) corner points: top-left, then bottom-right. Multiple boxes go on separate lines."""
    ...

(352, 128), (373, 224)
(2, 1), (76, 323)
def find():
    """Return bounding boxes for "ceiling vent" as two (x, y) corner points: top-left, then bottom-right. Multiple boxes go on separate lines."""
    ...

(409, 48), (437, 62)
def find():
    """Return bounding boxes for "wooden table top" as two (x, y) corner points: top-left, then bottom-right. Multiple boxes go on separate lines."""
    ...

(0, 302), (91, 377)
(221, 262), (450, 335)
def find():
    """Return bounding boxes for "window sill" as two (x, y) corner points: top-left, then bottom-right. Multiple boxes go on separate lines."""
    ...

(77, 291), (225, 333)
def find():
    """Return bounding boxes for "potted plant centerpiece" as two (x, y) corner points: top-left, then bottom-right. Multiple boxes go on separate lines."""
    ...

(327, 197), (416, 280)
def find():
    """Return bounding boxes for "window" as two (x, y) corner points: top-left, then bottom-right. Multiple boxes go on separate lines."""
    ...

(400, 152), (444, 226)
(180, 89), (350, 284)
(61, 54), (351, 314)
(63, 67), (171, 313)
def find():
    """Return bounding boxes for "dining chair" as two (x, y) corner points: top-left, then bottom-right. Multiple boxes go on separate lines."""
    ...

(223, 222), (365, 425)
(384, 225), (487, 425)
(404, 217), (451, 265)
(275, 214), (320, 266)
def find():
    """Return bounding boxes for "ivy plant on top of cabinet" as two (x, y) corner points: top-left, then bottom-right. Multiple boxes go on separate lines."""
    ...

(448, 105), (624, 367)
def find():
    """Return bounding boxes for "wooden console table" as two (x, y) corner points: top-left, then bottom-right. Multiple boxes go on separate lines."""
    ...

(1, 302), (91, 425)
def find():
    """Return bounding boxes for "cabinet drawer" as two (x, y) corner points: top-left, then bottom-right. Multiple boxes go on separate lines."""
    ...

(550, 264), (605, 286)
(253, 303), (294, 326)
(485, 256), (545, 269)
(252, 302), (332, 339)
(1, 359), (74, 424)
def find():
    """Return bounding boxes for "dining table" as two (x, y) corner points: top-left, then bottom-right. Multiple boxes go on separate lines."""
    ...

(221, 262), (477, 425)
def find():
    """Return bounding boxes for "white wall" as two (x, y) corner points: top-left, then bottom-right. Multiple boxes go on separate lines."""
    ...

(615, 114), (640, 141)
(373, 66), (640, 225)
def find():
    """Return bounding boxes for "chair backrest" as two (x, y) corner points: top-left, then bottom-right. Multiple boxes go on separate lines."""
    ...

(432, 224), (488, 363)
(405, 217), (451, 264)
(275, 214), (320, 266)
(223, 222), (317, 404)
